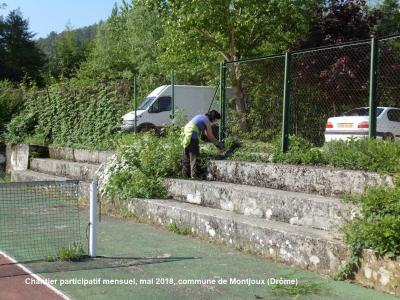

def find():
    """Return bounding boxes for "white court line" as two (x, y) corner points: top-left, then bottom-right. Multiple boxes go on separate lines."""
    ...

(0, 250), (70, 300)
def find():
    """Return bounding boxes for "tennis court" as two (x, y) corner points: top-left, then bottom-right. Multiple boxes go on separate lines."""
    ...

(0, 181), (398, 299)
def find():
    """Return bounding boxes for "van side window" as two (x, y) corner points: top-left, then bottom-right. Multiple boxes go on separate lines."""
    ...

(151, 97), (171, 113)
(387, 109), (400, 122)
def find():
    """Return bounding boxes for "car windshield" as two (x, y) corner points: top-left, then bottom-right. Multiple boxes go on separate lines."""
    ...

(137, 97), (155, 110)
(342, 108), (384, 117)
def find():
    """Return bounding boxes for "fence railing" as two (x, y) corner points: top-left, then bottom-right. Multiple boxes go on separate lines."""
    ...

(219, 34), (400, 150)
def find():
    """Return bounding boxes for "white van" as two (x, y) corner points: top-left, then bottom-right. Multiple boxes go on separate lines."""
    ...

(121, 85), (221, 132)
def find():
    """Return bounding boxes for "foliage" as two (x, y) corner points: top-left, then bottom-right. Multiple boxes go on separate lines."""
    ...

(6, 80), (131, 149)
(343, 186), (400, 257)
(225, 137), (273, 162)
(272, 136), (327, 165)
(292, 0), (381, 50)
(0, 10), (45, 85)
(0, 80), (24, 141)
(56, 242), (86, 262)
(167, 222), (191, 235)
(43, 27), (92, 79)
(160, 0), (319, 129)
(77, 1), (167, 99)
(98, 128), (182, 199)
(376, 0), (400, 35)
(37, 24), (98, 80)
(270, 281), (326, 297)
(262, 136), (400, 173)
(323, 138), (400, 174)
(336, 184), (400, 279)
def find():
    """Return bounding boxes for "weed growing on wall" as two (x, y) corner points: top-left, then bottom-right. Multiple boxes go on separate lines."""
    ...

(335, 183), (400, 280)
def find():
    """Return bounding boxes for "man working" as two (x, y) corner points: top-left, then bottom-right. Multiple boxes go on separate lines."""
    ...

(181, 110), (224, 178)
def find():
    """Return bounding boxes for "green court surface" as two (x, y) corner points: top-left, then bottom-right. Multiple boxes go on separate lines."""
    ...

(18, 215), (398, 300)
(0, 182), (84, 262)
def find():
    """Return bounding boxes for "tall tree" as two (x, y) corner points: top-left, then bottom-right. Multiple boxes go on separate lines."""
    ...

(78, 0), (166, 95)
(78, 4), (133, 80)
(0, 3), (7, 79)
(376, 0), (400, 35)
(1, 10), (45, 84)
(159, 0), (320, 129)
(49, 27), (89, 78)
(292, 0), (381, 49)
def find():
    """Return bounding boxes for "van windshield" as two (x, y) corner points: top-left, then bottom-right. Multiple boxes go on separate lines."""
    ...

(137, 97), (155, 110)
(342, 108), (384, 117)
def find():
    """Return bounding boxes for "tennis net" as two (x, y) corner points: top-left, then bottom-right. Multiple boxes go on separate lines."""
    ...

(0, 180), (85, 262)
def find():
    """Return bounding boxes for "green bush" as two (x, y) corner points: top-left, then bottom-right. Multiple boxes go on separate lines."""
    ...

(0, 81), (25, 142)
(323, 138), (400, 174)
(98, 128), (182, 199)
(229, 135), (400, 174)
(342, 186), (400, 258)
(271, 135), (326, 165)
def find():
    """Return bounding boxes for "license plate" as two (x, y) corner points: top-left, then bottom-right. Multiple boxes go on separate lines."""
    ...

(338, 123), (353, 128)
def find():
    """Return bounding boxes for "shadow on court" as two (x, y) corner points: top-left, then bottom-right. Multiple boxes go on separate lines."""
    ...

(0, 255), (198, 279)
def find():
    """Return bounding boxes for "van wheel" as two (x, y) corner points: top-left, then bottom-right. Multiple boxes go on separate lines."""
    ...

(137, 124), (156, 133)
(383, 133), (394, 141)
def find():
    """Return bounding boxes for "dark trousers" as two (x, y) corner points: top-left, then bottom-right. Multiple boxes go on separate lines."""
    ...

(182, 138), (200, 178)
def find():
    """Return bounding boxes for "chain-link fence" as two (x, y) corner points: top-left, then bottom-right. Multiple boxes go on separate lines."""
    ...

(124, 69), (222, 133)
(225, 56), (285, 142)
(221, 34), (400, 149)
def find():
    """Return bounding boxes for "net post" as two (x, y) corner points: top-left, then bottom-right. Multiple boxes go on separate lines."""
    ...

(89, 181), (97, 258)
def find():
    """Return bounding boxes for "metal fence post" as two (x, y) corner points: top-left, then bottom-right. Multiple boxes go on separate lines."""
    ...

(219, 62), (227, 142)
(134, 75), (137, 133)
(369, 37), (378, 139)
(171, 70), (175, 119)
(89, 181), (98, 258)
(281, 52), (292, 153)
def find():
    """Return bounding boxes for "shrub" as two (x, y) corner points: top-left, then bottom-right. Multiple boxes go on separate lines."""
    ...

(323, 138), (400, 174)
(271, 135), (326, 165)
(342, 186), (400, 258)
(98, 128), (182, 199)
(228, 135), (400, 174)
(0, 81), (24, 142)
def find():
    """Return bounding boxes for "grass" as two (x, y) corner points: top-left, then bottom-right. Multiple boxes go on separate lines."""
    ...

(56, 242), (86, 262)
(0, 172), (10, 183)
(167, 222), (192, 235)
(270, 281), (327, 298)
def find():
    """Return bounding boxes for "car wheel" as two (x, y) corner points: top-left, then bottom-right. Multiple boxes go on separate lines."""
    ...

(383, 132), (394, 141)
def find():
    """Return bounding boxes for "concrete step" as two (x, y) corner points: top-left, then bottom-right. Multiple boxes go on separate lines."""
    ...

(166, 179), (354, 231)
(126, 197), (350, 275)
(30, 158), (99, 182)
(48, 146), (114, 164)
(207, 160), (394, 197)
(10, 170), (90, 199)
(11, 169), (69, 182)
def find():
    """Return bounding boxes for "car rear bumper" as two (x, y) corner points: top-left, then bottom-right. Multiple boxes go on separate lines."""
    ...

(324, 131), (384, 142)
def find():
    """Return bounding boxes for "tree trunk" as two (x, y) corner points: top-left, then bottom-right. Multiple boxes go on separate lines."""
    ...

(228, 63), (249, 131)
